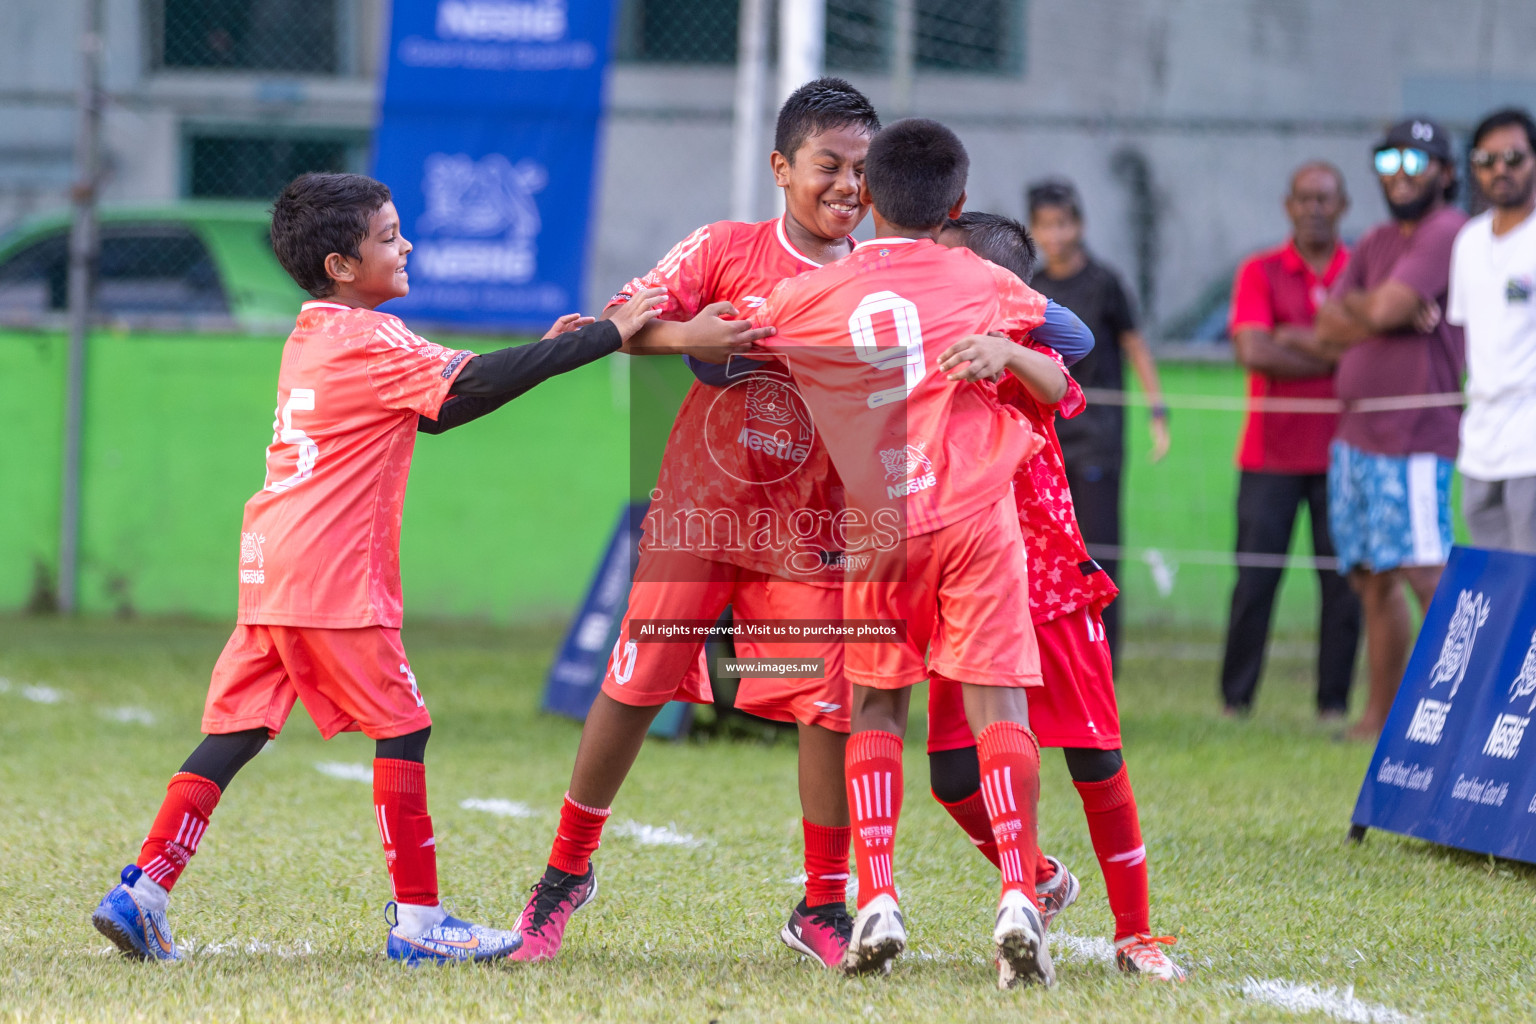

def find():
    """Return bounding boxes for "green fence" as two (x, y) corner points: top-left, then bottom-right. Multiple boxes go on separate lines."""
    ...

(6, 330), (1390, 632)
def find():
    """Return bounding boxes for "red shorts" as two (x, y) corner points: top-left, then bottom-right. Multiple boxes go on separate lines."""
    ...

(927, 605), (1120, 752)
(844, 495), (1041, 691)
(204, 624), (432, 741)
(602, 549), (846, 730)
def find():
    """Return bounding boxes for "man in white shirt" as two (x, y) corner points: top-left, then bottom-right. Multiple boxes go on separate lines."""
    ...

(1449, 107), (1536, 553)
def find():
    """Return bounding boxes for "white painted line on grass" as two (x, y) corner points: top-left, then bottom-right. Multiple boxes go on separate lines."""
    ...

(0, 677), (9, 692)
(1242, 978), (1415, 1024)
(460, 797), (534, 818)
(3, 681), (65, 703)
(314, 761), (373, 784)
(102, 706), (156, 725)
(182, 937), (316, 957)
(611, 820), (703, 848)
(1050, 931), (1117, 965)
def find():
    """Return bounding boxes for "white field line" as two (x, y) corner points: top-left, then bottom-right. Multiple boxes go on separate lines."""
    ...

(611, 819), (703, 848)
(1242, 978), (1416, 1024)
(314, 761), (373, 784)
(102, 706), (156, 725)
(1, 678), (66, 703)
(181, 937), (316, 957)
(460, 797), (534, 818)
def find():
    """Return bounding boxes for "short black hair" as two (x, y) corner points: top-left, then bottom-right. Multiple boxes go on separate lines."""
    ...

(1471, 106), (1536, 154)
(945, 212), (1038, 282)
(1026, 178), (1083, 222)
(271, 172), (393, 297)
(863, 118), (969, 230)
(774, 77), (881, 163)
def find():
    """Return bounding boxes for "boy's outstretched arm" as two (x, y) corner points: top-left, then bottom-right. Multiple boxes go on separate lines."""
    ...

(420, 288), (664, 435)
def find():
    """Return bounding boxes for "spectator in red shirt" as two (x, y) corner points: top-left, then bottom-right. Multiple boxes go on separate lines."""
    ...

(1219, 162), (1362, 720)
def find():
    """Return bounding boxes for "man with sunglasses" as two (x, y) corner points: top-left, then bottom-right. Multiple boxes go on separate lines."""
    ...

(1316, 118), (1467, 740)
(1448, 108), (1536, 555)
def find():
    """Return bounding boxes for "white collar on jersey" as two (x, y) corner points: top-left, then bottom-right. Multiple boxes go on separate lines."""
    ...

(299, 300), (353, 312)
(775, 215), (853, 268)
(853, 236), (923, 251)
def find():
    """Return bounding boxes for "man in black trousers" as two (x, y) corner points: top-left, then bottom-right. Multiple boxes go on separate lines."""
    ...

(1219, 161), (1361, 719)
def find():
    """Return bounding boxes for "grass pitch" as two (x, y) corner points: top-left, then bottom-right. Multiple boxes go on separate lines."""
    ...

(1, 615), (1533, 1023)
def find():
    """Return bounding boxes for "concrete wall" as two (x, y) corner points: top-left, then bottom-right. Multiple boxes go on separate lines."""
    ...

(5, 0), (1536, 329)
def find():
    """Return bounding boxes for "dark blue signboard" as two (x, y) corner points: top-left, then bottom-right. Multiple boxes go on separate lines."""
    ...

(1351, 546), (1536, 863)
(372, 0), (615, 329)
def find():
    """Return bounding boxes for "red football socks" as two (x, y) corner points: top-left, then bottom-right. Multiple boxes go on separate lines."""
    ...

(548, 792), (611, 876)
(136, 772), (221, 890)
(976, 722), (1042, 902)
(802, 819), (851, 907)
(845, 730), (903, 910)
(933, 788), (1001, 869)
(373, 759), (439, 906)
(1074, 764), (1150, 939)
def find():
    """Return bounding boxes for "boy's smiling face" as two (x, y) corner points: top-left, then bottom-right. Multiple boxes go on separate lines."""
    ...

(325, 201), (413, 308)
(774, 124), (872, 242)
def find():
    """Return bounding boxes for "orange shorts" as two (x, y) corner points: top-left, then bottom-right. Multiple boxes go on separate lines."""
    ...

(602, 549), (846, 729)
(732, 576), (848, 733)
(203, 624), (432, 740)
(927, 605), (1120, 752)
(844, 495), (1041, 691)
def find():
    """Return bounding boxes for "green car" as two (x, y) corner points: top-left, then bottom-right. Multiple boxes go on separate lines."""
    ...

(0, 202), (307, 332)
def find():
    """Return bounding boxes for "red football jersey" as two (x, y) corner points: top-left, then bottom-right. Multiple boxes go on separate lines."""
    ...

(996, 344), (1120, 624)
(754, 237), (1049, 541)
(236, 301), (473, 628)
(609, 217), (848, 582)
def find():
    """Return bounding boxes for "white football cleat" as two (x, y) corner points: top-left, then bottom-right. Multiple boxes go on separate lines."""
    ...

(994, 889), (1055, 989)
(839, 893), (906, 976)
(1115, 933), (1187, 982)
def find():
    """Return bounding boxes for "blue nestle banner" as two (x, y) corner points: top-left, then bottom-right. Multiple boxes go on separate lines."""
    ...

(1352, 546), (1536, 863)
(372, 0), (614, 329)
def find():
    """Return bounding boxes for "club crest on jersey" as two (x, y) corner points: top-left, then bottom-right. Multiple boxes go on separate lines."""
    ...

(239, 532), (266, 584)
(880, 443), (936, 498)
(1429, 590), (1491, 700)
(731, 377), (814, 467)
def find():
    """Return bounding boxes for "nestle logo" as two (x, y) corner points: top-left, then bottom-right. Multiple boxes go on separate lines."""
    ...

(436, 0), (566, 42)
(1405, 698), (1451, 745)
(1483, 714), (1529, 760)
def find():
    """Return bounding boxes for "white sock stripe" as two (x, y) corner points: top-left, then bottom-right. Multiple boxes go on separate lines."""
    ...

(1004, 765), (1017, 812)
(860, 774), (873, 821)
(173, 812), (192, 849)
(817, 872), (850, 881)
(980, 774), (995, 818)
(851, 777), (865, 820)
(883, 771), (892, 821)
(186, 818), (207, 852)
(1106, 844), (1147, 867)
(376, 804), (393, 846)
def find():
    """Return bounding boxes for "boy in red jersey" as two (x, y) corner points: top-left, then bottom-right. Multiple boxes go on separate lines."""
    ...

(90, 172), (664, 964)
(925, 212), (1187, 982)
(504, 78), (880, 970)
(752, 119), (1063, 988)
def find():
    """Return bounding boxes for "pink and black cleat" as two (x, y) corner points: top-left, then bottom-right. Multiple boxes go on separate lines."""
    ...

(780, 899), (854, 969)
(503, 865), (597, 962)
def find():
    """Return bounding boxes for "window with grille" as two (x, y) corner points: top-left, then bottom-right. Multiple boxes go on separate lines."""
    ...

(151, 0), (348, 75)
(185, 132), (366, 201)
(615, 0), (1023, 74)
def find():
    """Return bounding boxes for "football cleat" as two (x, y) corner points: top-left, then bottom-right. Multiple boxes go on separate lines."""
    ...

(994, 889), (1055, 989)
(780, 899), (853, 969)
(384, 902), (522, 964)
(92, 864), (181, 962)
(839, 893), (906, 976)
(503, 865), (598, 963)
(1035, 855), (1079, 931)
(1115, 933), (1188, 981)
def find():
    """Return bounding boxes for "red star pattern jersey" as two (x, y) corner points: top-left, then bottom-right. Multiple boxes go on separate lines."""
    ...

(997, 343), (1120, 624)
(753, 237), (1049, 542)
(608, 217), (848, 583)
(236, 300), (473, 628)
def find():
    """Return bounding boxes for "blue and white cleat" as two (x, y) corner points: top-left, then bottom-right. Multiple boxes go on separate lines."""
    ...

(384, 902), (522, 964)
(92, 864), (181, 962)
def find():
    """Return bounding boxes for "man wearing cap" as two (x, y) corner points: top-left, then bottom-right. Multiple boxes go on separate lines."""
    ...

(1316, 118), (1467, 740)
(1449, 107), (1536, 554)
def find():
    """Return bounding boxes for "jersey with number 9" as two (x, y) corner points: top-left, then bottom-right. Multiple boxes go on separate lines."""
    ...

(754, 237), (1048, 540)
(236, 300), (474, 629)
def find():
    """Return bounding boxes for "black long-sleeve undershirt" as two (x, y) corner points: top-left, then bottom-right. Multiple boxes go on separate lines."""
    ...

(417, 319), (620, 435)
